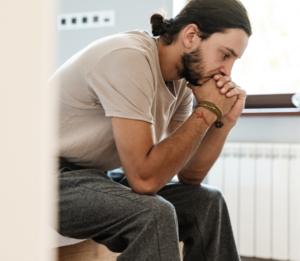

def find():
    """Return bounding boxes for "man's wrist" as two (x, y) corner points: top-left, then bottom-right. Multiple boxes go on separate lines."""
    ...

(195, 101), (222, 120)
(216, 116), (236, 130)
(193, 107), (217, 126)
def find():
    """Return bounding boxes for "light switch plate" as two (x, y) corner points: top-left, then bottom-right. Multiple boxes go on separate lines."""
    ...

(58, 10), (115, 30)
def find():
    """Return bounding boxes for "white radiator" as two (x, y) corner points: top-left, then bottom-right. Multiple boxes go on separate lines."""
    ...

(207, 142), (300, 261)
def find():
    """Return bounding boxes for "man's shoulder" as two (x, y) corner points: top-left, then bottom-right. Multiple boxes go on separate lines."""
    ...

(52, 30), (156, 81)
(86, 30), (155, 59)
(58, 30), (155, 74)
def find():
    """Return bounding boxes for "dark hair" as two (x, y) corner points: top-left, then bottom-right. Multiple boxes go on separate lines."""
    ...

(150, 0), (252, 45)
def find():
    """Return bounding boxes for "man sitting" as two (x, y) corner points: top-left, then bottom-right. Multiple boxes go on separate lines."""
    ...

(51, 0), (252, 260)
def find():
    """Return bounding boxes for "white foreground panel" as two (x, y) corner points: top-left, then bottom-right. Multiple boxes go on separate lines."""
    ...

(0, 0), (57, 260)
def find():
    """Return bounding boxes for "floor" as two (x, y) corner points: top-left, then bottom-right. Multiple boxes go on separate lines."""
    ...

(241, 257), (277, 261)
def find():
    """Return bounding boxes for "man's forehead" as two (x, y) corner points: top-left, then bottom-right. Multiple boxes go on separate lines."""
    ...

(214, 29), (249, 58)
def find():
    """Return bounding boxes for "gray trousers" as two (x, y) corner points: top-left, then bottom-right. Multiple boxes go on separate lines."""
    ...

(58, 162), (240, 261)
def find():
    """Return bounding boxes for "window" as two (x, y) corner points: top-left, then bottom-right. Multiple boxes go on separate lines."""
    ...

(232, 0), (300, 95)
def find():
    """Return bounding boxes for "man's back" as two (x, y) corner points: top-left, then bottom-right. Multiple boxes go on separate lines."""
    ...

(51, 30), (192, 171)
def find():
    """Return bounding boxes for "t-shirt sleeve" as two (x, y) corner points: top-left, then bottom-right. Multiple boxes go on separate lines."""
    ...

(171, 87), (193, 122)
(87, 48), (155, 124)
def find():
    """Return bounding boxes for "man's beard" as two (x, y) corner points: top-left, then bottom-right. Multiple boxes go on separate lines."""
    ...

(177, 46), (205, 86)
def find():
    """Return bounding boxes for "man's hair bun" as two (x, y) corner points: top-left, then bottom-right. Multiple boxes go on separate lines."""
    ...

(150, 13), (167, 36)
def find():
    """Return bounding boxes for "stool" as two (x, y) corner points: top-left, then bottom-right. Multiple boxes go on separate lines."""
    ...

(58, 239), (184, 261)
(58, 239), (120, 261)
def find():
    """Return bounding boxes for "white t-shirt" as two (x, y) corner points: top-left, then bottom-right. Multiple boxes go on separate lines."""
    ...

(50, 30), (193, 171)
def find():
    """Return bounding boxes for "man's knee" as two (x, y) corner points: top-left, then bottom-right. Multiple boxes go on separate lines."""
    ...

(130, 195), (177, 227)
(185, 184), (226, 214)
(133, 196), (178, 240)
(149, 195), (177, 220)
(201, 184), (225, 202)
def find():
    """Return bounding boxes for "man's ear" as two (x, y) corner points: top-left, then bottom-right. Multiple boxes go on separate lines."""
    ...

(182, 24), (200, 49)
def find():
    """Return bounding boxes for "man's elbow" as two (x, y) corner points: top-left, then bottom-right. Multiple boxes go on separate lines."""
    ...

(129, 175), (157, 196)
(177, 171), (205, 185)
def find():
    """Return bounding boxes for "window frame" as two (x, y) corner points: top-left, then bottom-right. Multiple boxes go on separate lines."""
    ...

(241, 93), (300, 116)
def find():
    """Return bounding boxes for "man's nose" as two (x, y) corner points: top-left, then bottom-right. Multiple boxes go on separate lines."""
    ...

(220, 62), (234, 77)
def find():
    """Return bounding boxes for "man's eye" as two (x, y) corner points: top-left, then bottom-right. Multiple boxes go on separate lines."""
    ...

(222, 53), (229, 60)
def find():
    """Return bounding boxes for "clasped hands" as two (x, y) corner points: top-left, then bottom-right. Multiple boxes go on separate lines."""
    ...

(187, 74), (247, 127)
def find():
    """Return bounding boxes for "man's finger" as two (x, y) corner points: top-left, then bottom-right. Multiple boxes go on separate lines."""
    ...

(226, 87), (246, 98)
(216, 75), (232, 87)
(220, 81), (236, 94)
(214, 74), (223, 80)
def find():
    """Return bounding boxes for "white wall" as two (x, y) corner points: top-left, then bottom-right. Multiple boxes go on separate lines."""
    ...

(0, 1), (57, 260)
(58, 0), (173, 65)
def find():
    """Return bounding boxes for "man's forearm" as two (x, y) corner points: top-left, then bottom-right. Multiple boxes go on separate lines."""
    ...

(176, 73), (246, 184)
(178, 119), (234, 184)
(133, 107), (216, 195)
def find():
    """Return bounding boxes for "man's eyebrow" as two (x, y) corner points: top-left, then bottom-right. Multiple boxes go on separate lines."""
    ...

(222, 46), (240, 58)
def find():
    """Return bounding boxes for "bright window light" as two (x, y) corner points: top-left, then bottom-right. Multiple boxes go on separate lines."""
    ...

(173, 0), (187, 16)
(232, 0), (300, 94)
